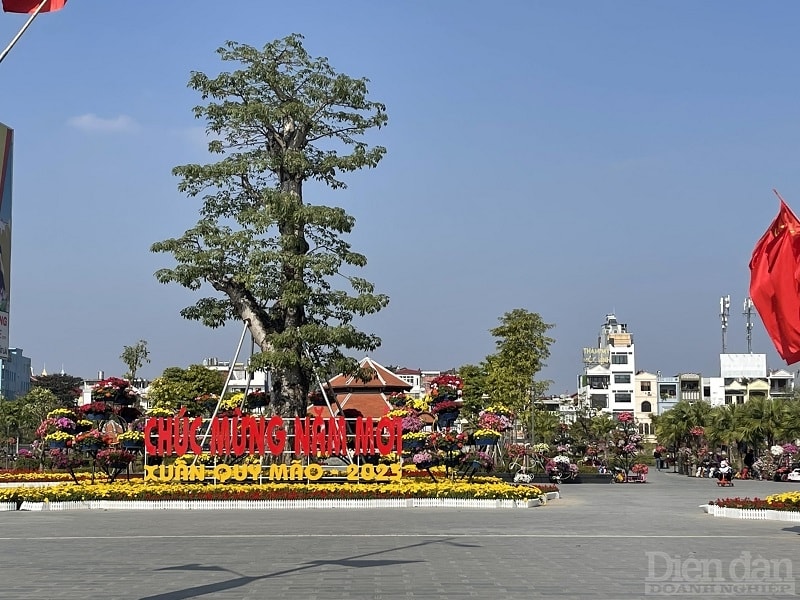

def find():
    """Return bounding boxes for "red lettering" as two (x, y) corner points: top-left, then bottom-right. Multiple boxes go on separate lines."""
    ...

(354, 417), (376, 456)
(249, 416), (267, 455)
(294, 417), (311, 456)
(156, 417), (172, 455)
(375, 416), (394, 455)
(310, 417), (327, 455)
(172, 410), (190, 455)
(210, 416), (231, 456)
(188, 417), (203, 454)
(326, 417), (347, 455)
(144, 418), (157, 455)
(266, 416), (286, 455)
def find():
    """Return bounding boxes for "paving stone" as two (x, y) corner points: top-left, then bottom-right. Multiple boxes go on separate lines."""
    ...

(0, 470), (796, 599)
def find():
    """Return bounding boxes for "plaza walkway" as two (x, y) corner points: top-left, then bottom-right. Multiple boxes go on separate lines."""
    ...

(0, 469), (797, 599)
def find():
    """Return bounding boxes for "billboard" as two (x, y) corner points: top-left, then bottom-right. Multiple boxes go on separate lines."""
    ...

(0, 123), (11, 359)
(720, 353), (766, 379)
(582, 347), (610, 366)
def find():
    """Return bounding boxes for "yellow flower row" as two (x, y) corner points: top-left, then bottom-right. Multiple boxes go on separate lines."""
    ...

(765, 491), (800, 506)
(0, 478), (543, 503)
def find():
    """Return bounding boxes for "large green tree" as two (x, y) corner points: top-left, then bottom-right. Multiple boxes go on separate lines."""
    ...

(151, 35), (389, 418)
(30, 373), (82, 407)
(458, 362), (489, 418)
(146, 365), (227, 416)
(484, 308), (555, 415)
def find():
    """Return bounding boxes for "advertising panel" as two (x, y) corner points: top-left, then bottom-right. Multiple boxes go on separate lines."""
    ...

(0, 123), (12, 359)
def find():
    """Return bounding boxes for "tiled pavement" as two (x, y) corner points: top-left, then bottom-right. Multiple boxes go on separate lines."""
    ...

(0, 469), (797, 599)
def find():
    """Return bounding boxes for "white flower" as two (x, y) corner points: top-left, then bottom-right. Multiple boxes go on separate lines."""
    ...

(771, 445), (785, 456)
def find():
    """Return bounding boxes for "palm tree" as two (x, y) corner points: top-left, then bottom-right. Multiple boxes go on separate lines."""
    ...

(706, 403), (742, 466)
(738, 396), (785, 453)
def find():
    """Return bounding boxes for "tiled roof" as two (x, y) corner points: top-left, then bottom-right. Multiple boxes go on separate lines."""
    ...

(394, 367), (421, 375)
(327, 357), (412, 391)
(308, 392), (393, 419)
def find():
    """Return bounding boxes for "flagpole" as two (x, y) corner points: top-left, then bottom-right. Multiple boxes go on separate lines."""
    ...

(0, 0), (49, 65)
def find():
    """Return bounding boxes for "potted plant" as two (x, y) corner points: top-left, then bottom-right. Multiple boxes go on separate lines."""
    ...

(146, 405), (175, 417)
(118, 430), (144, 450)
(92, 376), (136, 404)
(73, 429), (108, 452)
(247, 389), (268, 409)
(44, 431), (74, 449)
(402, 431), (429, 451)
(463, 449), (494, 472)
(79, 401), (110, 421)
(430, 374), (463, 401)
(411, 449), (438, 470)
(472, 429), (501, 446)
(431, 400), (460, 428)
(96, 448), (136, 471)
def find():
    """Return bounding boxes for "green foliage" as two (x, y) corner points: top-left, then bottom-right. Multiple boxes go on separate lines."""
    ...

(484, 309), (554, 415)
(458, 363), (489, 418)
(146, 365), (226, 415)
(30, 374), (82, 407)
(151, 34), (389, 418)
(121, 340), (150, 381)
(0, 399), (26, 442)
(18, 388), (60, 441)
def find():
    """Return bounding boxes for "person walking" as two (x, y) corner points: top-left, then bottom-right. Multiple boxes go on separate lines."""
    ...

(653, 448), (662, 471)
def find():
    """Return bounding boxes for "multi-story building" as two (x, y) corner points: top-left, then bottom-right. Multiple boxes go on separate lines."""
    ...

(634, 370), (658, 440)
(202, 357), (268, 394)
(392, 367), (425, 398)
(0, 347), (30, 400)
(578, 314), (636, 417)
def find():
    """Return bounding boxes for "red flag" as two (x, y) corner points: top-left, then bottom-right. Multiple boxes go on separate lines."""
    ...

(2, 0), (66, 13)
(749, 193), (800, 364)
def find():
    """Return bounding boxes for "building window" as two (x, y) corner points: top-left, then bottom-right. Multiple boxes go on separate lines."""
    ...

(614, 374), (631, 384)
(660, 385), (677, 399)
(611, 354), (628, 365)
(590, 394), (607, 410)
(641, 400), (652, 413)
(638, 422), (651, 436)
(615, 392), (632, 403)
(640, 381), (651, 392)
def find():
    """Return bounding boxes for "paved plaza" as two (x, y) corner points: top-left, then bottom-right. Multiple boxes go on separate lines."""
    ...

(0, 469), (798, 599)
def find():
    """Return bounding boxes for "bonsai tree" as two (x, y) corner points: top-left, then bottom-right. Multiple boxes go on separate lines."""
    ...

(152, 34), (389, 418)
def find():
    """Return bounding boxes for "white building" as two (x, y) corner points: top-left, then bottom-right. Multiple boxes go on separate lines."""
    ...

(578, 314), (636, 416)
(202, 357), (268, 394)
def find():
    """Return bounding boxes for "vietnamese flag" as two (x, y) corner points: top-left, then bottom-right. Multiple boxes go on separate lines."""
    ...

(2, 0), (66, 13)
(749, 193), (800, 364)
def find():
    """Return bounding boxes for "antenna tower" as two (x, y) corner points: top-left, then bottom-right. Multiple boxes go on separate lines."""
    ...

(720, 295), (731, 354)
(743, 297), (754, 353)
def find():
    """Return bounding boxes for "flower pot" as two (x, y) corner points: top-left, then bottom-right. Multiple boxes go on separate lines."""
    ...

(79, 443), (101, 452)
(48, 440), (67, 449)
(437, 412), (458, 428)
(121, 440), (143, 450)
(86, 413), (104, 422)
(474, 437), (497, 447)
(402, 439), (425, 451)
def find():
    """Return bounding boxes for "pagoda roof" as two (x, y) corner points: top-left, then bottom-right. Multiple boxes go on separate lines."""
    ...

(327, 357), (412, 391)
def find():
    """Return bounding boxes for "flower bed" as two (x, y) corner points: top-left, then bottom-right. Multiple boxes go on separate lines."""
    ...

(0, 477), (546, 504)
(704, 493), (800, 521)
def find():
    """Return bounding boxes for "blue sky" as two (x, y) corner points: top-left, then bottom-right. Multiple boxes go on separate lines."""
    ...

(0, 1), (797, 392)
